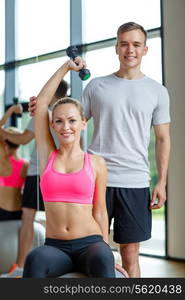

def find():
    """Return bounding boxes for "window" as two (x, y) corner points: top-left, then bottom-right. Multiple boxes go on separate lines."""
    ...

(0, 71), (5, 118)
(0, 0), (5, 64)
(16, 0), (70, 59)
(84, 0), (161, 43)
(17, 112), (35, 161)
(3, 0), (166, 258)
(17, 57), (70, 101)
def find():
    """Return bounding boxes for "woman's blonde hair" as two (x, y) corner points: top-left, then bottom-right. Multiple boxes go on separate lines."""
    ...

(4, 126), (22, 134)
(4, 127), (22, 149)
(52, 97), (85, 120)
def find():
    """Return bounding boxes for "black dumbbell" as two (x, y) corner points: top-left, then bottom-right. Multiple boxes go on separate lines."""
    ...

(13, 97), (22, 118)
(66, 46), (91, 81)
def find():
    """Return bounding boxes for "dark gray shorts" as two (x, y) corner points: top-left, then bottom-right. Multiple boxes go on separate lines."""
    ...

(106, 187), (152, 244)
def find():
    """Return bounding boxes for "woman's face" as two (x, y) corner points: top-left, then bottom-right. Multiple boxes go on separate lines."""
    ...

(52, 103), (86, 145)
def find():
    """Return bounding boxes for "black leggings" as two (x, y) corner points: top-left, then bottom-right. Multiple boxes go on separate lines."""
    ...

(23, 235), (115, 278)
(0, 208), (22, 221)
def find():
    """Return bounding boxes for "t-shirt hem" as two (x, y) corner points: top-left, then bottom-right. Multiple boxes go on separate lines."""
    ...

(152, 119), (171, 125)
(107, 182), (150, 188)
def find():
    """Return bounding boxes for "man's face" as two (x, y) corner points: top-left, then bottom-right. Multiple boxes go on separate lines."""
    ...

(116, 29), (148, 70)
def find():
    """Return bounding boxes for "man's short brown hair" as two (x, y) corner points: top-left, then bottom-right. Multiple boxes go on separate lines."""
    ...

(117, 22), (147, 44)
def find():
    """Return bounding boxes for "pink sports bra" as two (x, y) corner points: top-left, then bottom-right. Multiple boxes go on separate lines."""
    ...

(40, 150), (95, 204)
(0, 156), (26, 188)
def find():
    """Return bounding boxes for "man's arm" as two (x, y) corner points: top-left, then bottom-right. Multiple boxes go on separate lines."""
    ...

(150, 123), (171, 209)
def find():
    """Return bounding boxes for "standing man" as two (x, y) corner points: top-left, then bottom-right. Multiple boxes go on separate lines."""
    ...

(0, 79), (68, 277)
(81, 22), (171, 277)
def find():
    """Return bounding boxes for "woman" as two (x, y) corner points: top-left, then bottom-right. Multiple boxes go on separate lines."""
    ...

(23, 59), (116, 278)
(0, 105), (28, 221)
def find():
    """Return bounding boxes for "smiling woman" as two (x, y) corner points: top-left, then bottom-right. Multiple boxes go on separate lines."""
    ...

(51, 99), (86, 148)
(22, 59), (122, 278)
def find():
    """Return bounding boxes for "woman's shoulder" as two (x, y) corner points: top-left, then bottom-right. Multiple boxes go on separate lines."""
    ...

(88, 153), (106, 170)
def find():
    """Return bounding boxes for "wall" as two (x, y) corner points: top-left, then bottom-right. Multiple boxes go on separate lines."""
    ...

(162, 0), (185, 259)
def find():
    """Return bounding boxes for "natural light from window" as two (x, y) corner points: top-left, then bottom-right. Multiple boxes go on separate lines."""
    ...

(0, 0), (5, 64)
(83, 0), (161, 43)
(17, 56), (70, 101)
(15, 0), (70, 59)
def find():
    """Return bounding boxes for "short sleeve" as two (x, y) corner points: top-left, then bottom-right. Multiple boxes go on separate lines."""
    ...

(152, 86), (171, 125)
(81, 80), (94, 120)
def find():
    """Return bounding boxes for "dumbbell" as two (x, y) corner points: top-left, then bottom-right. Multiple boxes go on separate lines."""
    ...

(66, 46), (91, 81)
(13, 97), (22, 118)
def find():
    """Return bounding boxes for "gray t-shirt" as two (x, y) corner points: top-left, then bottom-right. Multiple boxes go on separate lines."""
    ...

(26, 117), (58, 176)
(82, 74), (170, 188)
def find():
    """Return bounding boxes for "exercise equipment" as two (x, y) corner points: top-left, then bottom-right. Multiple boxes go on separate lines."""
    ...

(66, 46), (91, 81)
(0, 220), (45, 273)
(13, 97), (22, 118)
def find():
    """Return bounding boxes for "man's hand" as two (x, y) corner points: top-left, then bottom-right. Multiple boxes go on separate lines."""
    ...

(149, 182), (166, 209)
(28, 96), (37, 116)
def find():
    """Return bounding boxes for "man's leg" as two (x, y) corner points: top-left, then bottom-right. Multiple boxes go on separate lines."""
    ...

(120, 242), (140, 277)
(113, 188), (151, 278)
(16, 207), (36, 267)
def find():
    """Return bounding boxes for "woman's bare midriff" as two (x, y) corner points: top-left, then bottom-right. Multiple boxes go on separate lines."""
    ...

(0, 186), (22, 211)
(44, 202), (103, 240)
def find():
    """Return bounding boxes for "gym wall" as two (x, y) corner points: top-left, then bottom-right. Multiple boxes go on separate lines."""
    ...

(162, 0), (185, 260)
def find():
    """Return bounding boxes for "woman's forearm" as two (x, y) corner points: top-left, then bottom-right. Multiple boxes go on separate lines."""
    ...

(36, 63), (69, 108)
(94, 211), (109, 244)
(0, 106), (14, 127)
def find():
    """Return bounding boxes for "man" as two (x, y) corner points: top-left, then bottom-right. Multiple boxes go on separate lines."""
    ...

(0, 79), (68, 277)
(81, 22), (171, 277)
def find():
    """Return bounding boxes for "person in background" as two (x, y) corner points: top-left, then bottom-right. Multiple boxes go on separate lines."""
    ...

(0, 104), (28, 221)
(0, 80), (69, 278)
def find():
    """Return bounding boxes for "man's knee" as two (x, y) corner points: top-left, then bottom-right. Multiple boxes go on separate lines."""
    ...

(120, 243), (140, 259)
(119, 243), (140, 277)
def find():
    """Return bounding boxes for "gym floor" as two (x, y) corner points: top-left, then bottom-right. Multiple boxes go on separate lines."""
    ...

(113, 251), (185, 278)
